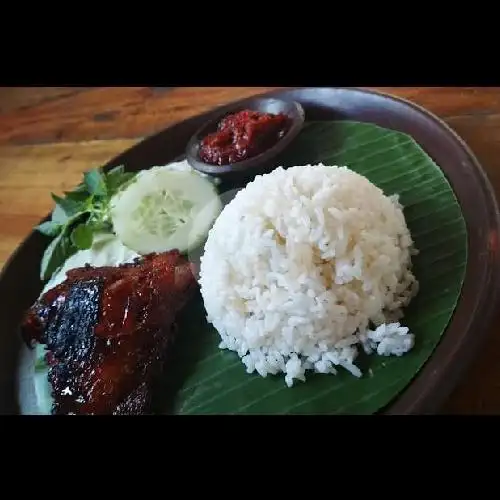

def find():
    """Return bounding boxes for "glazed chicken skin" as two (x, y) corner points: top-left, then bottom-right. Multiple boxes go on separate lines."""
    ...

(21, 250), (197, 415)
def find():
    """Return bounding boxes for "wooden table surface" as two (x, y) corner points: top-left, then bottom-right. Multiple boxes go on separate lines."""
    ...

(1, 86), (499, 414)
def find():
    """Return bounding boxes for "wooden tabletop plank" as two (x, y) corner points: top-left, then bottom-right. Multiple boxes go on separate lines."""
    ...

(1, 86), (499, 414)
(0, 87), (281, 145)
(3, 87), (500, 146)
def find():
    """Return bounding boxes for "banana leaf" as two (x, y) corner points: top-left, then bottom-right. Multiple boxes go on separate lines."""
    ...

(166, 120), (468, 415)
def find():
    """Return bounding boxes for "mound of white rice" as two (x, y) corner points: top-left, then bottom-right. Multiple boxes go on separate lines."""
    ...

(199, 164), (419, 387)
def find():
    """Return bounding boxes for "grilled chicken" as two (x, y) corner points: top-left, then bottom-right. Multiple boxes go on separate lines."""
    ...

(20, 250), (197, 415)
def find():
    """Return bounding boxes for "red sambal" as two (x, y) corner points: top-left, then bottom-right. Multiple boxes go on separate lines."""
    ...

(199, 109), (292, 166)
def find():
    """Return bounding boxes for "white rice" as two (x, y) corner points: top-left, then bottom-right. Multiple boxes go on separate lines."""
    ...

(199, 164), (419, 387)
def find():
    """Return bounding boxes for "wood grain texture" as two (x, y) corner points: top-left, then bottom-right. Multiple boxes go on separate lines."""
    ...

(0, 86), (499, 414)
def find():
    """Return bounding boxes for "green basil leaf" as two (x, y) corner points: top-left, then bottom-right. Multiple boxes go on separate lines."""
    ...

(35, 220), (63, 237)
(40, 232), (67, 281)
(83, 169), (107, 197)
(70, 223), (94, 250)
(106, 166), (136, 197)
(51, 203), (69, 224)
(51, 193), (86, 218)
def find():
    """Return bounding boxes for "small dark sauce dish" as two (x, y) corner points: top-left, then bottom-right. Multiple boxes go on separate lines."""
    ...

(185, 97), (305, 181)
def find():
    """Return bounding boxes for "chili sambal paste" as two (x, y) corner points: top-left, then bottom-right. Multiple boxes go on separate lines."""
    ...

(199, 109), (292, 166)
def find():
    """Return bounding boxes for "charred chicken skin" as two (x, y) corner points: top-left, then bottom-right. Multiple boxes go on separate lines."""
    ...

(21, 250), (197, 415)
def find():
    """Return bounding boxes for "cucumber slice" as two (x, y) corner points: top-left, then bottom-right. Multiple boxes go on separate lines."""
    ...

(33, 343), (53, 415)
(110, 165), (222, 255)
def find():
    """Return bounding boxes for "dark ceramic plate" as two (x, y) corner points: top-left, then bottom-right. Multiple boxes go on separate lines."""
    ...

(2, 87), (499, 415)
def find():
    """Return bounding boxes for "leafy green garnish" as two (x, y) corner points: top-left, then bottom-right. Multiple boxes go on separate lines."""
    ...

(36, 165), (136, 282)
(83, 169), (107, 197)
(35, 220), (63, 238)
(71, 223), (94, 250)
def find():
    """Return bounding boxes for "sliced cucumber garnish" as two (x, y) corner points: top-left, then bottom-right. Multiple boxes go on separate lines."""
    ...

(33, 343), (53, 415)
(110, 165), (222, 255)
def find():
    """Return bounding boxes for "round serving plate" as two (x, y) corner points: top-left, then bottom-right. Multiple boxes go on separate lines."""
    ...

(1, 87), (499, 415)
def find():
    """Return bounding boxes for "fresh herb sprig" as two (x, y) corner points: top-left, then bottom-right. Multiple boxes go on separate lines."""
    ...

(36, 165), (136, 282)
